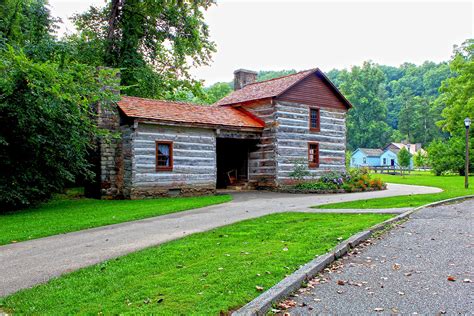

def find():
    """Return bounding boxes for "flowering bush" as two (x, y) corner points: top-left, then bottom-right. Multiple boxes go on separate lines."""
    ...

(292, 168), (385, 193)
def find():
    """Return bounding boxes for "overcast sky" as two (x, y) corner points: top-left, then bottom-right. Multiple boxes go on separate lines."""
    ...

(50, 0), (473, 85)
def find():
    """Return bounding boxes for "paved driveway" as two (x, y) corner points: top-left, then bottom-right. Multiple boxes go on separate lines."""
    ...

(287, 199), (474, 314)
(0, 183), (441, 297)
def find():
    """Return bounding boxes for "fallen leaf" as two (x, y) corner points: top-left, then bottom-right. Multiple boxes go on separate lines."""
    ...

(217, 267), (224, 271)
(404, 272), (412, 277)
(255, 285), (264, 291)
(277, 299), (297, 309)
(337, 280), (345, 286)
(392, 263), (401, 270)
(447, 276), (456, 282)
(374, 307), (384, 312)
(336, 290), (344, 294)
(282, 247), (289, 251)
(463, 278), (472, 283)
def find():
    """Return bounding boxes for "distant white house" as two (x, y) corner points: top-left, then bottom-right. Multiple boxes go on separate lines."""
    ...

(350, 143), (426, 168)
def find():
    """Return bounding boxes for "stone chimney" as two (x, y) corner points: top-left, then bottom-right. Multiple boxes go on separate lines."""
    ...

(234, 69), (257, 90)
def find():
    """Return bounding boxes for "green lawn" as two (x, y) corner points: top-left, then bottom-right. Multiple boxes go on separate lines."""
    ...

(0, 190), (231, 245)
(314, 171), (474, 209)
(0, 212), (392, 315)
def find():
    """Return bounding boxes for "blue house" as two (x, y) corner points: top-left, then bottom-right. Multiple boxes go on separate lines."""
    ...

(350, 143), (425, 169)
(350, 148), (383, 167)
(379, 149), (398, 167)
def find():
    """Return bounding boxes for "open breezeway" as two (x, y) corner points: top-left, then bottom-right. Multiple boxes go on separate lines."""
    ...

(0, 183), (441, 297)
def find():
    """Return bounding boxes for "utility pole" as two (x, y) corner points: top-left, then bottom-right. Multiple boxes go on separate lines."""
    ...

(464, 118), (471, 189)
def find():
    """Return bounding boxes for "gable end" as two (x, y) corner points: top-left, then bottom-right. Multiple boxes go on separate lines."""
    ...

(276, 72), (349, 111)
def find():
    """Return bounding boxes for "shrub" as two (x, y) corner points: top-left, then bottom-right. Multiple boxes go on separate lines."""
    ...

(0, 47), (118, 211)
(320, 171), (351, 188)
(291, 169), (385, 193)
(288, 159), (311, 181)
(295, 181), (338, 191)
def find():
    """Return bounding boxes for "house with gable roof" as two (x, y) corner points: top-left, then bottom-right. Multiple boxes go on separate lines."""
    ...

(350, 142), (426, 169)
(92, 68), (352, 199)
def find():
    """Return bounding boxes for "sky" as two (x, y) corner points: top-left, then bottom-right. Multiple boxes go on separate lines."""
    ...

(49, 0), (473, 85)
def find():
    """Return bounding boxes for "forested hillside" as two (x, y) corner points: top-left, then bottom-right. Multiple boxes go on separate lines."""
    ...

(200, 62), (452, 150)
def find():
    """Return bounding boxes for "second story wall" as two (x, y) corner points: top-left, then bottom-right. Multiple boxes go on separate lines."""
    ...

(274, 100), (346, 183)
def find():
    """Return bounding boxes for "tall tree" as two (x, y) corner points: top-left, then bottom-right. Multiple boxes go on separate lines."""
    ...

(438, 39), (474, 135)
(338, 61), (393, 150)
(70, 0), (216, 99)
(0, 0), (58, 48)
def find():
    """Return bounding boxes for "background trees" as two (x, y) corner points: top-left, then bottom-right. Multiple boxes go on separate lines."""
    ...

(69, 0), (216, 100)
(426, 39), (474, 175)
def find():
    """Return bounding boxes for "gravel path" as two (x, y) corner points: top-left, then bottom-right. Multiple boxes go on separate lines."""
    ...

(0, 183), (440, 297)
(286, 199), (474, 315)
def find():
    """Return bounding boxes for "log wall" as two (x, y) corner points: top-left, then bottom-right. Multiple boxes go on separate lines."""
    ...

(274, 100), (346, 183)
(245, 102), (278, 186)
(130, 123), (217, 198)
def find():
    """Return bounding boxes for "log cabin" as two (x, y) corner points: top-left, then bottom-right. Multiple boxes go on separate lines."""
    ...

(91, 68), (352, 199)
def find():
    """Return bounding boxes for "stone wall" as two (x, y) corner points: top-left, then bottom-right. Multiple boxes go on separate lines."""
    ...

(96, 102), (129, 199)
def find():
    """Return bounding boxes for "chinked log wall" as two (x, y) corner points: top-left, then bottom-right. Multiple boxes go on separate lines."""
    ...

(274, 100), (346, 183)
(130, 123), (217, 198)
(245, 102), (278, 187)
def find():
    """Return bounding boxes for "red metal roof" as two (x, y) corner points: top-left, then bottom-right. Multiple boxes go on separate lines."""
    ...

(215, 68), (352, 109)
(117, 96), (265, 130)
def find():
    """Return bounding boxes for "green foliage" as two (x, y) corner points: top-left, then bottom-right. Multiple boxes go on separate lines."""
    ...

(313, 171), (474, 209)
(329, 60), (452, 149)
(0, 212), (391, 314)
(427, 137), (468, 176)
(257, 69), (297, 82)
(295, 181), (338, 191)
(191, 82), (233, 104)
(0, 0), (58, 49)
(438, 39), (474, 136)
(293, 169), (384, 192)
(345, 150), (352, 168)
(397, 147), (411, 169)
(0, 191), (231, 245)
(0, 47), (118, 210)
(338, 61), (394, 150)
(70, 0), (216, 100)
(413, 150), (428, 168)
(288, 159), (311, 181)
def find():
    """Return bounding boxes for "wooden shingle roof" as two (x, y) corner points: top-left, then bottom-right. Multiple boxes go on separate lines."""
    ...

(215, 68), (352, 109)
(117, 96), (265, 130)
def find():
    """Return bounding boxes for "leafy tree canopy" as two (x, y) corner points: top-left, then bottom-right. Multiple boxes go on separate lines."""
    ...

(438, 39), (474, 136)
(397, 147), (411, 168)
(0, 47), (118, 210)
(69, 0), (216, 100)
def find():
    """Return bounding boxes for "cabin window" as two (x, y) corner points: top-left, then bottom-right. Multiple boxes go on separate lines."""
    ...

(156, 141), (173, 171)
(309, 107), (320, 132)
(363, 157), (367, 164)
(383, 158), (387, 165)
(308, 142), (319, 168)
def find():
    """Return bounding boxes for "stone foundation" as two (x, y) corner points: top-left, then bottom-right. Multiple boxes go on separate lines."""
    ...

(130, 185), (216, 199)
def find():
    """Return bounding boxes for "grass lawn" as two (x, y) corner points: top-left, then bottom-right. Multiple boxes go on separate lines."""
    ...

(0, 189), (231, 245)
(314, 171), (474, 209)
(0, 212), (392, 315)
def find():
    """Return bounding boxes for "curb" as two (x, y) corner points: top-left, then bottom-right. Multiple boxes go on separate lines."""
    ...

(232, 195), (474, 316)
